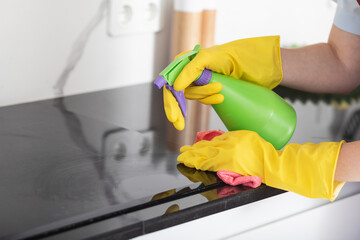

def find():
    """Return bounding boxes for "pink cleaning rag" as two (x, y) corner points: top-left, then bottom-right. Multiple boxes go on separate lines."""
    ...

(217, 170), (261, 188)
(195, 130), (262, 188)
(194, 129), (225, 143)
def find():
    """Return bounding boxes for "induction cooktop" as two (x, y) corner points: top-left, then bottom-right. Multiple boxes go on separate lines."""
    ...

(0, 83), (281, 240)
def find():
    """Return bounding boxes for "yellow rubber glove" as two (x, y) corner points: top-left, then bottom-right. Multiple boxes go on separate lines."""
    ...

(178, 130), (345, 201)
(174, 36), (283, 93)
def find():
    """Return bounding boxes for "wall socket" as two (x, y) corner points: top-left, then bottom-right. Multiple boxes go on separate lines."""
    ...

(108, 0), (163, 36)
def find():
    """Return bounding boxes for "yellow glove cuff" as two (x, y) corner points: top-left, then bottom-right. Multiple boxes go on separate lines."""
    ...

(266, 141), (346, 201)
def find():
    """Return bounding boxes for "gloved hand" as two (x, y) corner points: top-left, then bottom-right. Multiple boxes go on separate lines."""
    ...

(174, 36), (283, 94)
(178, 130), (346, 201)
(164, 36), (282, 130)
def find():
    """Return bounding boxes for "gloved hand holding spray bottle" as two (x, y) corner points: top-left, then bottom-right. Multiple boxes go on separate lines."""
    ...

(155, 36), (345, 201)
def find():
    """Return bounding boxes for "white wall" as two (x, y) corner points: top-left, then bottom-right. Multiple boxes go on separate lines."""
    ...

(215, 0), (336, 46)
(0, 0), (173, 107)
(0, 0), (336, 107)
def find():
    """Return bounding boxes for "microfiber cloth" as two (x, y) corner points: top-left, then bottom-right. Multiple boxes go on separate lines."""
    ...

(195, 130), (262, 188)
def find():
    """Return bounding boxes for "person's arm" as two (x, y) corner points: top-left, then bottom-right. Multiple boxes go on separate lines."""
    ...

(281, 25), (360, 94)
(335, 141), (360, 182)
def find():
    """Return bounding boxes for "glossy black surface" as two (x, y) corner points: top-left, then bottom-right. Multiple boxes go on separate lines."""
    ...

(0, 83), (283, 240)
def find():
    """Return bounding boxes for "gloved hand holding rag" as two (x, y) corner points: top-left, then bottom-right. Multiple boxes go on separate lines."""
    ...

(178, 130), (345, 201)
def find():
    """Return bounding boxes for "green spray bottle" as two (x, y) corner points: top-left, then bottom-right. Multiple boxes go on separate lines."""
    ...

(154, 45), (296, 150)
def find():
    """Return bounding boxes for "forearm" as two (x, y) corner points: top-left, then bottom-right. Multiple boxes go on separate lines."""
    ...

(281, 25), (360, 94)
(335, 141), (360, 182)
(281, 44), (347, 93)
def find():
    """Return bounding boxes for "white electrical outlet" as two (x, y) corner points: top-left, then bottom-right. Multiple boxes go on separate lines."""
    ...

(108, 0), (163, 36)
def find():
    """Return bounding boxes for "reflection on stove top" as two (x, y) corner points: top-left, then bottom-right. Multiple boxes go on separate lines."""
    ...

(0, 84), (260, 240)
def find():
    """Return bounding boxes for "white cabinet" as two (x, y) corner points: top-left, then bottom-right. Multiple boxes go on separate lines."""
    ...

(228, 193), (360, 240)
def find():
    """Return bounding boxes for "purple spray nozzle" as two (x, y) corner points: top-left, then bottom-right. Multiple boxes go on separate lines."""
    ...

(154, 76), (167, 89)
(154, 69), (213, 120)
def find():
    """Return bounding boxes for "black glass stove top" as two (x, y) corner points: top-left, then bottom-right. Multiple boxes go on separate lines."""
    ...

(0, 83), (283, 240)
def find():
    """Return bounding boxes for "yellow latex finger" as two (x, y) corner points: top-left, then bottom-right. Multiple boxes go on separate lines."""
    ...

(184, 82), (223, 99)
(179, 144), (192, 153)
(163, 87), (181, 123)
(177, 149), (204, 170)
(173, 51), (206, 91)
(173, 112), (185, 131)
(177, 132), (238, 171)
(198, 94), (224, 105)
